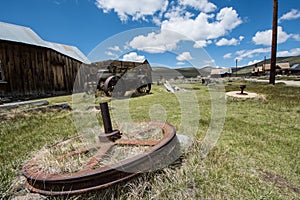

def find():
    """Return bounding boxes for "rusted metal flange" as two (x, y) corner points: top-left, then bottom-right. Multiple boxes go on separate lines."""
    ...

(22, 121), (178, 195)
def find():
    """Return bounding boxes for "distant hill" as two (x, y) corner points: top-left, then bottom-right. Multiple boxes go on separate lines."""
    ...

(151, 66), (221, 80)
(175, 67), (201, 78)
(151, 66), (182, 81)
(151, 55), (300, 80)
(197, 66), (215, 76)
(151, 66), (203, 81)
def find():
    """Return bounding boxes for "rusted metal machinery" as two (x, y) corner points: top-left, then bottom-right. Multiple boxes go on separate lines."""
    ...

(85, 60), (152, 96)
(239, 84), (247, 95)
(22, 102), (179, 195)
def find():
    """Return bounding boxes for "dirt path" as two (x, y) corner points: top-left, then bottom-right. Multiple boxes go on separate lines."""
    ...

(245, 79), (300, 87)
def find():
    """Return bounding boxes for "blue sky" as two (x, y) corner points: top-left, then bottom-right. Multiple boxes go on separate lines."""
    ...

(0, 0), (300, 68)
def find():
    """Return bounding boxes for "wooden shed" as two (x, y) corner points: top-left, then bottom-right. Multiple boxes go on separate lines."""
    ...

(264, 62), (290, 75)
(0, 22), (90, 99)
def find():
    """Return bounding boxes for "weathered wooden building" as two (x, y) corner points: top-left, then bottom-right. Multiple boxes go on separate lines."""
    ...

(252, 62), (290, 76)
(0, 22), (90, 98)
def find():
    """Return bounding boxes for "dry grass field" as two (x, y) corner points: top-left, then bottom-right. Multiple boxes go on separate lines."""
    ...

(0, 80), (299, 199)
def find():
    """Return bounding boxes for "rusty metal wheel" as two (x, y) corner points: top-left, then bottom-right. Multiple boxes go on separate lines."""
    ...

(22, 121), (179, 196)
(103, 76), (125, 97)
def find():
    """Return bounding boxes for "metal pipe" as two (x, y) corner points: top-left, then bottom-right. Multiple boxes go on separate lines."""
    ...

(235, 59), (238, 77)
(100, 102), (113, 134)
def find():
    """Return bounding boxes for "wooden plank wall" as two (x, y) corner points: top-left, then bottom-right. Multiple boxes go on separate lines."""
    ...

(0, 41), (85, 97)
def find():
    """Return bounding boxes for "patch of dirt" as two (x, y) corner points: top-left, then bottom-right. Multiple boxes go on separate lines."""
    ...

(259, 168), (300, 194)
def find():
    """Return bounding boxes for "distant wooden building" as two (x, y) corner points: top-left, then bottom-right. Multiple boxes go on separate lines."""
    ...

(252, 64), (264, 76)
(264, 62), (290, 75)
(0, 22), (90, 98)
(252, 62), (290, 76)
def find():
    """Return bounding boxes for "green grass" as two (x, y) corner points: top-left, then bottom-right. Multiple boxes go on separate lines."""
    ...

(0, 80), (299, 199)
(0, 110), (77, 199)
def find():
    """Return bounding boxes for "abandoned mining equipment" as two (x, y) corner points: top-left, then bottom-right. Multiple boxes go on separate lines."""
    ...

(85, 60), (152, 96)
(22, 102), (180, 195)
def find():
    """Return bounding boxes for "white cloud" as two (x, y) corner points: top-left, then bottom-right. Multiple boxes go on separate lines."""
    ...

(122, 52), (145, 62)
(292, 34), (300, 41)
(162, 7), (242, 40)
(248, 59), (262, 65)
(105, 51), (118, 57)
(235, 48), (270, 61)
(95, 0), (168, 21)
(239, 36), (245, 40)
(203, 59), (215, 66)
(216, 36), (244, 46)
(279, 9), (300, 23)
(193, 40), (212, 48)
(252, 26), (299, 46)
(176, 52), (193, 61)
(129, 31), (181, 53)
(176, 61), (186, 65)
(237, 48), (300, 62)
(179, 0), (217, 13)
(216, 38), (236, 46)
(108, 45), (121, 52)
(96, 0), (242, 53)
(277, 48), (300, 57)
(129, 7), (242, 53)
(223, 53), (232, 59)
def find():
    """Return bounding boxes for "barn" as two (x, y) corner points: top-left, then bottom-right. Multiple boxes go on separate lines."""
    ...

(0, 22), (90, 99)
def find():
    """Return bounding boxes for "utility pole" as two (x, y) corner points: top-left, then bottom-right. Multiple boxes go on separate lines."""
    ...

(235, 59), (238, 77)
(269, 0), (278, 85)
(263, 56), (266, 74)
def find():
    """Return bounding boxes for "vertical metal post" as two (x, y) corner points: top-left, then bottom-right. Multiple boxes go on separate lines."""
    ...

(99, 102), (121, 142)
(100, 102), (113, 134)
(263, 56), (266, 72)
(235, 59), (238, 77)
(269, 0), (278, 85)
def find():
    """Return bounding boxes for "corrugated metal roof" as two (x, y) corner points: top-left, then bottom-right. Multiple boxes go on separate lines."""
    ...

(264, 62), (290, 70)
(291, 64), (300, 69)
(0, 22), (46, 46)
(0, 21), (90, 64)
(47, 42), (90, 64)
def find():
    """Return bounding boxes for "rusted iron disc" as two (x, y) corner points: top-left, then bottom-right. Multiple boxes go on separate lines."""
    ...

(23, 122), (179, 195)
(103, 75), (125, 97)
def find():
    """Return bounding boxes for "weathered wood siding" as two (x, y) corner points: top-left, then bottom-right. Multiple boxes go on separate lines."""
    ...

(0, 40), (85, 97)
